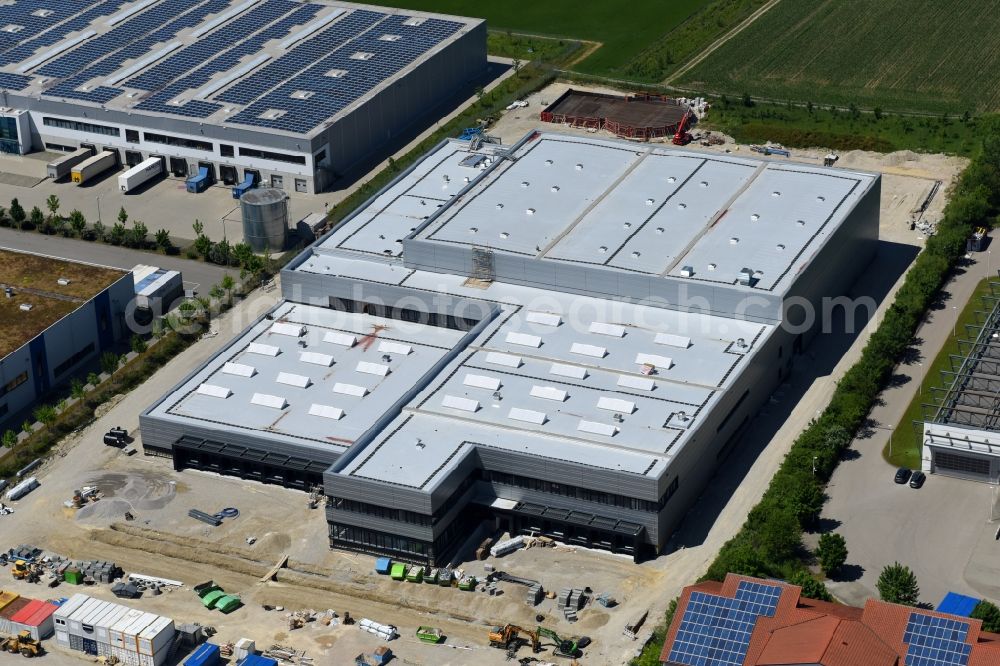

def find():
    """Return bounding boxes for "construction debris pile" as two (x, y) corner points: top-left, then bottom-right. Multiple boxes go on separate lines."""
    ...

(264, 643), (315, 665)
(285, 608), (338, 631)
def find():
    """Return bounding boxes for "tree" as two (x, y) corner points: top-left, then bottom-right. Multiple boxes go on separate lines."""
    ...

(232, 242), (254, 268)
(1, 429), (15, 448)
(108, 222), (127, 245)
(69, 210), (87, 237)
(741, 92), (753, 107)
(209, 284), (224, 301)
(220, 274), (235, 304)
(86, 372), (100, 386)
(154, 228), (172, 252)
(117, 206), (128, 226)
(92, 220), (105, 242)
(129, 219), (148, 248)
(788, 570), (832, 602)
(512, 58), (521, 73)
(9, 198), (24, 228)
(100, 351), (120, 375)
(33, 404), (56, 425)
(130, 334), (147, 354)
(194, 234), (212, 258)
(816, 533), (848, 576)
(29, 205), (44, 231)
(877, 562), (920, 606)
(45, 193), (60, 220)
(873, 106), (884, 121)
(210, 238), (232, 265)
(192, 220), (204, 237)
(971, 600), (1000, 633)
(20, 420), (31, 434)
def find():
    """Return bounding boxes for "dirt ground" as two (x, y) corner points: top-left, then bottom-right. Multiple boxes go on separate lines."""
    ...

(0, 82), (971, 666)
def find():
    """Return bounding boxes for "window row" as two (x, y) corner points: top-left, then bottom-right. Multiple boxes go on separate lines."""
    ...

(53, 342), (94, 378)
(331, 497), (432, 526)
(482, 470), (678, 513)
(0, 371), (28, 398)
(43, 116), (119, 137)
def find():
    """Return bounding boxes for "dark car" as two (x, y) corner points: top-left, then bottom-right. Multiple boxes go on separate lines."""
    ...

(894, 468), (912, 484)
(909, 471), (926, 488)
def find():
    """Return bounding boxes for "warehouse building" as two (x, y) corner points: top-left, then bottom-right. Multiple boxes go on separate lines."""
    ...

(920, 281), (1000, 483)
(659, 573), (1000, 665)
(142, 131), (880, 563)
(0, 0), (485, 193)
(53, 594), (175, 665)
(0, 249), (133, 432)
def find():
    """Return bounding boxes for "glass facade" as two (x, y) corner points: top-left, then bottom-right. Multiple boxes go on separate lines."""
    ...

(0, 116), (19, 154)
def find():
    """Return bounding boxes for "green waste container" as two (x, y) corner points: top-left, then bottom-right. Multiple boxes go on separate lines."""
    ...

(390, 563), (408, 581)
(64, 570), (83, 585)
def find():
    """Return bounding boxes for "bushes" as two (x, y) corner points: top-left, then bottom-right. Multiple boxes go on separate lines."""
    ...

(816, 533), (848, 576)
(971, 600), (1000, 633)
(877, 563), (920, 606)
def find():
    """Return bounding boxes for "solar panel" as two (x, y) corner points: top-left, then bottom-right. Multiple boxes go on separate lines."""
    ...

(903, 613), (972, 666)
(667, 581), (782, 666)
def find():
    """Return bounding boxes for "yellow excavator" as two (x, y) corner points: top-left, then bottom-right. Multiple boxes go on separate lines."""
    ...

(0, 630), (43, 657)
(488, 624), (541, 653)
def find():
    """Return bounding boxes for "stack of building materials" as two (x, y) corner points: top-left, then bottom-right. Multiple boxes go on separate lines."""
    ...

(489, 535), (525, 558)
(54, 593), (175, 665)
(558, 588), (587, 622)
(234, 638), (255, 661)
(76, 559), (123, 584)
(4, 477), (39, 501)
(358, 619), (397, 641)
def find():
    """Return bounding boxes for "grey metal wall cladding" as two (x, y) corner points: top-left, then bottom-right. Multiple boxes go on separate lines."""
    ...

(326, 506), (435, 542)
(142, 413), (342, 466)
(324, 471), (434, 513)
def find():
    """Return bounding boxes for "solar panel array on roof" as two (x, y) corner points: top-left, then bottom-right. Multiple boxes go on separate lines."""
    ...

(903, 613), (972, 666)
(0, 0), (92, 55)
(668, 581), (782, 666)
(133, 0), (320, 119)
(0, 0), (125, 68)
(225, 13), (462, 133)
(40, 0), (231, 104)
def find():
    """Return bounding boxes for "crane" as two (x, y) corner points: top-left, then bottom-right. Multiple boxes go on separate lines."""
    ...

(672, 109), (694, 146)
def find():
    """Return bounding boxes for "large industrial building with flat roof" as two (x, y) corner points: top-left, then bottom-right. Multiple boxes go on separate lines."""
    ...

(0, 249), (133, 432)
(0, 0), (485, 193)
(142, 131), (880, 564)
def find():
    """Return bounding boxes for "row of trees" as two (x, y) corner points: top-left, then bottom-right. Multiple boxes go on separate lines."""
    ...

(188, 219), (270, 275)
(0, 196), (175, 253)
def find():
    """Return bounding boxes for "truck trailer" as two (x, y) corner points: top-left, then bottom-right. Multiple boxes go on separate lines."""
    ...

(47, 148), (92, 181)
(119, 157), (163, 193)
(72, 151), (116, 185)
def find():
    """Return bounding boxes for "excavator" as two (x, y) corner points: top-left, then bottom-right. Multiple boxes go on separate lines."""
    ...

(0, 630), (43, 657)
(672, 109), (694, 146)
(488, 624), (590, 658)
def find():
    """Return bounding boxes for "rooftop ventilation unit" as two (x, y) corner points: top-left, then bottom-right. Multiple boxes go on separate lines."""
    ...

(276, 372), (311, 388)
(247, 342), (280, 356)
(463, 374), (501, 391)
(442, 395), (480, 412)
(571, 343), (606, 358)
(324, 331), (356, 347)
(333, 382), (368, 397)
(222, 362), (256, 377)
(635, 353), (671, 370)
(309, 404), (344, 420)
(589, 322), (625, 338)
(251, 393), (287, 409)
(655, 332), (691, 349)
(679, 266), (694, 278)
(617, 375), (654, 391)
(508, 407), (547, 425)
(738, 268), (755, 286)
(378, 341), (411, 356)
(270, 322), (304, 337)
(300, 351), (334, 367)
(578, 420), (618, 437)
(506, 332), (542, 348)
(597, 397), (636, 414)
(350, 52), (374, 61)
(550, 363), (587, 380)
(196, 384), (231, 399)
(530, 386), (568, 402)
(526, 311), (561, 327)
(356, 361), (390, 377)
(485, 352), (522, 368)
(325, 69), (348, 78)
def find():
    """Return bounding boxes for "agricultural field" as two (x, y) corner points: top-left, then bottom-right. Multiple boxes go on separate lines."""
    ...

(677, 0), (1000, 114)
(363, 0), (714, 76)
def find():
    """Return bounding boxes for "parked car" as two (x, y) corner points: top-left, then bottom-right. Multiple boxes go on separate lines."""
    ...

(894, 468), (912, 484)
(909, 471), (926, 489)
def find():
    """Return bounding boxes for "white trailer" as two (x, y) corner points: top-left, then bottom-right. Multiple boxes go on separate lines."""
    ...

(119, 157), (163, 193)
(47, 148), (92, 180)
(72, 151), (116, 185)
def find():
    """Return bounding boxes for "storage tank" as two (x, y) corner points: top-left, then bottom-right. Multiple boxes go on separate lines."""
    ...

(239, 188), (288, 252)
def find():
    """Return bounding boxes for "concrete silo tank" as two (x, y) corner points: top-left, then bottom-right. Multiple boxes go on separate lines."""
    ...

(240, 187), (288, 252)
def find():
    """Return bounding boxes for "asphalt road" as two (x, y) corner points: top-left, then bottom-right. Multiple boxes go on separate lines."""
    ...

(0, 227), (230, 295)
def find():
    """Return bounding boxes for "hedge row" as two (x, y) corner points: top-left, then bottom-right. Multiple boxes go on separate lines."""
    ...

(634, 124), (1000, 662)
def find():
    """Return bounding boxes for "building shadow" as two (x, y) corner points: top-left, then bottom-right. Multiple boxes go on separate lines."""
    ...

(668, 238), (922, 550)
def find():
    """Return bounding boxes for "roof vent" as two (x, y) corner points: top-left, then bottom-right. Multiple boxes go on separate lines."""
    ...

(730, 237), (739, 245)
(776, 244), (785, 251)
(575, 163), (583, 171)
(737, 337), (748, 349)
(772, 191), (781, 197)
(655, 227), (664, 234)
(524, 210), (534, 217)
(699, 181), (708, 187)
(500, 231), (510, 239)
(708, 263), (716, 271)
(677, 203), (687, 209)
(623, 222), (631, 229)
(817, 195), (826, 202)
(598, 246), (608, 253)
(1, 24), (23, 33)
(259, 109), (287, 120)
(468, 227), (478, 233)
(290, 90), (314, 100)
(738, 267), (754, 285)
(645, 198), (654, 206)
(797, 219), (806, 227)
(521, 181), (529, 188)
(667, 176), (676, 183)
(750, 214), (760, 222)
(544, 159), (553, 166)
(379, 34), (402, 41)
(631, 251), (641, 258)
(496, 203), (504, 210)
(57, 277), (71, 286)
(415, 438), (425, 449)
(680, 265), (694, 277)
(19, 303), (32, 311)
(403, 16), (426, 26)
(325, 69), (348, 78)
(350, 51), (374, 60)
(550, 185), (559, 192)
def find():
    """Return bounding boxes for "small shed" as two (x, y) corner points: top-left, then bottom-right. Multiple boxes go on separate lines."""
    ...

(937, 592), (980, 617)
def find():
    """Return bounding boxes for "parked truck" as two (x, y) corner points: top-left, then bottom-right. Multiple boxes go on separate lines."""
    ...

(71, 151), (116, 185)
(119, 157), (163, 193)
(47, 148), (92, 181)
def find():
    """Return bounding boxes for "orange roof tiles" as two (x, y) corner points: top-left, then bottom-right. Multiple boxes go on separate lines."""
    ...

(660, 574), (1000, 666)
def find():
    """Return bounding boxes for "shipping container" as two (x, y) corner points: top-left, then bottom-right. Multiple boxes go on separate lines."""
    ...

(138, 615), (174, 655)
(54, 594), (90, 646)
(95, 605), (131, 644)
(184, 642), (221, 666)
(47, 148), (92, 180)
(119, 157), (163, 193)
(186, 166), (211, 193)
(123, 612), (157, 652)
(71, 151), (116, 184)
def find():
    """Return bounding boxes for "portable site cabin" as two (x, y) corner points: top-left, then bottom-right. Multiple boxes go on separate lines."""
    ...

(0, 597), (31, 636)
(54, 594), (174, 665)
(9, 599), (59, 640)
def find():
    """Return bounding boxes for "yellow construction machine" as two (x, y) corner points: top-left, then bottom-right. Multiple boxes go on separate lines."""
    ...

(0, 630), (43, 657)
(488, 624), (541, 653)
(10, 560), (29, 580)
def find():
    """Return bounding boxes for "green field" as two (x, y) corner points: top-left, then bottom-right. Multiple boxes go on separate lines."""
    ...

(363, 0), (712, 76)
(678, 0), (1000, 114)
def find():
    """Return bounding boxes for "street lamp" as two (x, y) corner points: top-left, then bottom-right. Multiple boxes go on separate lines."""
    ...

(918, 362), (924, 396)
(953, 305), (957, 337)
(812, 456), (818, 475)
(95, 194), (102, 225)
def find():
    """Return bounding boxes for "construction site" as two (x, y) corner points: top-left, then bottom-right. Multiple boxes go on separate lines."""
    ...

(0, 75), (970, 666)
(539, 89), (695, 141)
